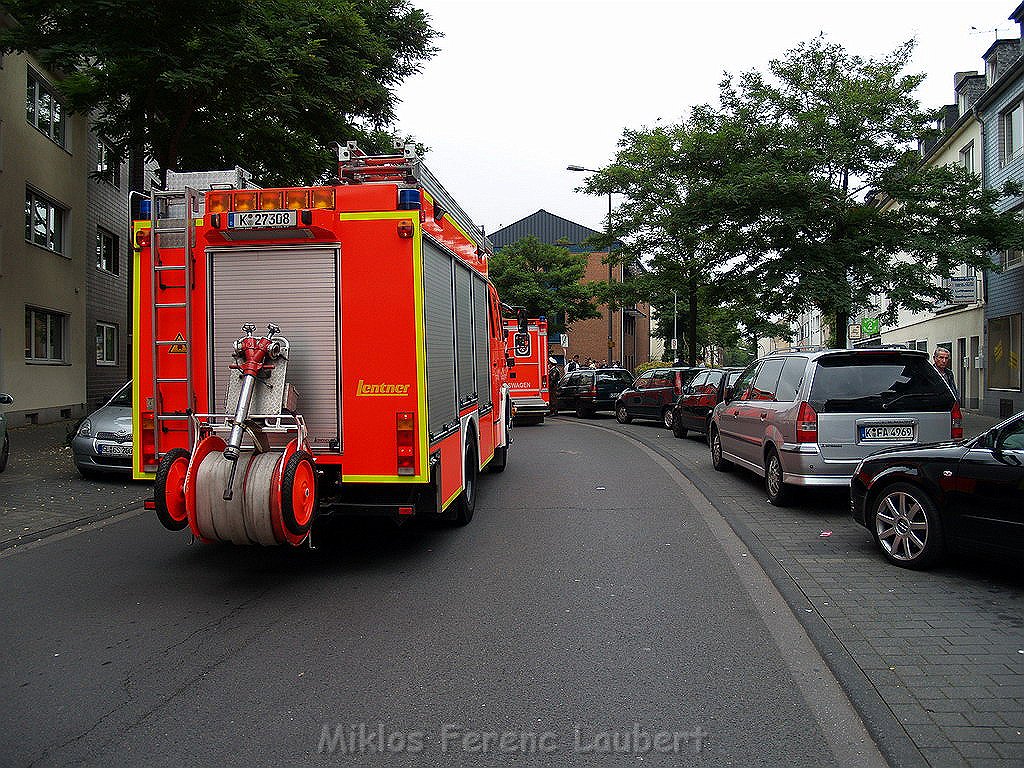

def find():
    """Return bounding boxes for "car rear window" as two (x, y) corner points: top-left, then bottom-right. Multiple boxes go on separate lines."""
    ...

(597, 371), (633, 384)
(809, 353), (954, 413)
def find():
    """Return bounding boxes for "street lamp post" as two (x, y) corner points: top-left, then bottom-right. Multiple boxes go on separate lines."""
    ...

(567, 165), (613, 363)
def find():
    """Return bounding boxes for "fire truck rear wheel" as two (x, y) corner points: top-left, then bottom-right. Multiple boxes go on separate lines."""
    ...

(154, 448), (191, 531)
(454, 438), (478, 525)
(281, 451), (318, 536)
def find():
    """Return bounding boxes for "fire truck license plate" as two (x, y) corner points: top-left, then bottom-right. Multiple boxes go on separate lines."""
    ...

(228, 210), (297, 229)
(99, 444), (132, 456)
(859, 424), (915, 442)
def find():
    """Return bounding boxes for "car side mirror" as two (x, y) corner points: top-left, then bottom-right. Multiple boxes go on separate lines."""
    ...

(0, 393), (13, 405)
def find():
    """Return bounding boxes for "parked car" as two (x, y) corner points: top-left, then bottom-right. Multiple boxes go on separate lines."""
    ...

(552, 368), (634, 418)
(709, 348), (961, 505)
(71, 381), (133, 477)
(0, 392), (13, 473)
(851, 410), (1024, 569)
(614, 366), (703, 428)
(672, 367), (744, 441)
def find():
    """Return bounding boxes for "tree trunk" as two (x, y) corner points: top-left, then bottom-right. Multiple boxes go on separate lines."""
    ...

(835, 310), (849, 349)
(687, 273), (698, 366)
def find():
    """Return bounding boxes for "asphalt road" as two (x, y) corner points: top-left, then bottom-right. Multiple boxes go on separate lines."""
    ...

(0, 420), (885, 767)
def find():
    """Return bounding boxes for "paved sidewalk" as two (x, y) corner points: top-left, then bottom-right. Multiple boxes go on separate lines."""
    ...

(586, 411), (1023, 768)
(0, 420), (149, 550)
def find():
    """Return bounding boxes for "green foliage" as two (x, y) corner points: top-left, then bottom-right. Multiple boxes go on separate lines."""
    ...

(0, 0), (438, 185)
(488, 236), (600, 326)
(711, 36), (1024, 346)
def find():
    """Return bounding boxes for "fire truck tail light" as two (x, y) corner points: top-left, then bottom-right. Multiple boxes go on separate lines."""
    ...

(398, 220), (414, 238)
(206, 192), (229, 213)
(234, 191), (257, 211)
(311, 187), (335, 209)
(397, 411), (416, 475)
(286, 190), (310, 210)
(259, 191), (283, 210)
(142, 412), (155, 431)
(136, 228), (151, 249)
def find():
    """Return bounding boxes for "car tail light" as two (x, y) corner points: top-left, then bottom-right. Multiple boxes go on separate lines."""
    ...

(397, 411), (416, 476)
(951, 401), (963, 439)
(796, 401), (817, 443)
(587, 386), (597, 397)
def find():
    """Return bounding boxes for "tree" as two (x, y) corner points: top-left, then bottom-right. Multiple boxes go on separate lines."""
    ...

(488, 236), (600, 327)
(713, 36), (1024, 346)
(0, 0), (438, 186)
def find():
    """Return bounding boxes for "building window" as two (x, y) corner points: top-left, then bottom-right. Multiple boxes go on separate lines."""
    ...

(987, 314), (1021, 390)
(25, 306), (68, 363)
(96, 139), (120, 185)
(1003, 102), (1024, 164)
(987, 58), (998, 85)
(26, 70), (66, 147)
(24, 189), (66, 254)
(959, 141), (975, 174)
(96, 323), (117, 365)
(96, 228), (119, 274)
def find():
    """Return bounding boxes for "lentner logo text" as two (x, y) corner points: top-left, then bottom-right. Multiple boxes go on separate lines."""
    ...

(356, 379), (411, 396)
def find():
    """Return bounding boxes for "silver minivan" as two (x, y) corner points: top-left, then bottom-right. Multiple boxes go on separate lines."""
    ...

(709, 348), (960, 505)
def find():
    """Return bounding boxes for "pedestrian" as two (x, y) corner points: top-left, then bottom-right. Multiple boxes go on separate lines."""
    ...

(566, 354), (580, 373)
(932, 348), (958, 398)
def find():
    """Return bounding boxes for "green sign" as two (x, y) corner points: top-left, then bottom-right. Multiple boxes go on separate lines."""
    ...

(861, 317), (880, 336)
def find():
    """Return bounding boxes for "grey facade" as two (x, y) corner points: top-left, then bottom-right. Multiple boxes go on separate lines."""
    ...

(85, 129), (130, 409)
(977, 7), (1024, 417)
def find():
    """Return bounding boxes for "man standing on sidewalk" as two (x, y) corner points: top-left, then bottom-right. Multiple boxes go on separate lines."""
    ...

(932, 348), (958, 398)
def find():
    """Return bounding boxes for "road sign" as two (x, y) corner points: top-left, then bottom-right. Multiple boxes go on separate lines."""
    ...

(848, 324), (862, 340)
(947, 276), (977, 304)
(671, 338), (678, 350)
(560, 333), (568, 348)
(861, 317), (880, 336)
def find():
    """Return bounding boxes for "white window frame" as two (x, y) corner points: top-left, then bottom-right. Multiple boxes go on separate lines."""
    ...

(26, 69), (66, 148)
(96, 139), (120, 186)
(1003, 101), (1024, 165)
(25, 306), (68, 363)
(1004, 248), (1023, 271)
(24, 188), (66, 255)
(959, 141), (975, 174)
(96, 227), (119, 274)
(96, 322), (117, 366)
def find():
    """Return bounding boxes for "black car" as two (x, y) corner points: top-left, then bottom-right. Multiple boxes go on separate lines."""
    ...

(552, 368), (635, 418)
(671, 367), (743, 440)
(614, 367), (703, 428)
(851, 410), (1024, 569)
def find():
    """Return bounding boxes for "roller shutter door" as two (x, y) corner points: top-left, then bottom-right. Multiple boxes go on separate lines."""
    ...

(423, 242), (457, 435)
(473, 277), (491, 409)
(208, 247), (340, 450)
(454, 263), (475, 404)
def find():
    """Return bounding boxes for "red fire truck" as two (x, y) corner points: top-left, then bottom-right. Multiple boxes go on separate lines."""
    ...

(132, 142), (513, 546)
(503, 314), (551, 425)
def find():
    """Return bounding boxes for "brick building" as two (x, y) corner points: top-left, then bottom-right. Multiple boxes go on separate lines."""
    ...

(489, 209), (650, 371)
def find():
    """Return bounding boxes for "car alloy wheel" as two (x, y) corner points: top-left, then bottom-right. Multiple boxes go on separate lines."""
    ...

(616, 405), (632, 424)
(765, 449), (790, 506)
(662, 408), (674, 429)
(873, 483), (943, 568)
(710, 427), (732, 471)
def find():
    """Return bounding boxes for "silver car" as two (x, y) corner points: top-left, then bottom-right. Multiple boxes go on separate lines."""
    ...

(0, 392), (13, 473)
(709, 349), (960, 505)
(72, 381), (133, 477)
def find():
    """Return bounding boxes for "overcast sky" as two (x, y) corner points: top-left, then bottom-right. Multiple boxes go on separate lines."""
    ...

(393, 0), (1020, 237)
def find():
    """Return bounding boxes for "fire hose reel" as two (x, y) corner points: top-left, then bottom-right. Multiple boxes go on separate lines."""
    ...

(154, 323), (318, 546)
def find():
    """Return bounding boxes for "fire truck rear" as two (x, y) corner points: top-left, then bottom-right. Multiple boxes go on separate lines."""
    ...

(133, 143), (513, 545)
(503, 314), (550, 425)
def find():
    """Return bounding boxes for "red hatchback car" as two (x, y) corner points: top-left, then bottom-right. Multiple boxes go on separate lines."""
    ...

(671, 367), (744, 441)
(615, 367), (703, 429)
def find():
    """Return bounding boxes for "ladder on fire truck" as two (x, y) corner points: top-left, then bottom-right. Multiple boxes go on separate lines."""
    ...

(146, 187), (199, 468)
(337, 141), (494, 258)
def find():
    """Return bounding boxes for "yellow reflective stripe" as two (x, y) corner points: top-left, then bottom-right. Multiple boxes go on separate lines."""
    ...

(337, 211), (414, 221)
(441, 488), (461, 511)
(343, 474), (427, 484)
(132, 221), (155, 481)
